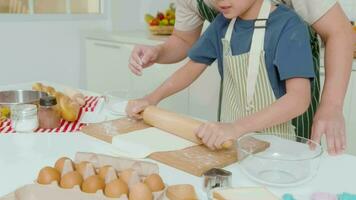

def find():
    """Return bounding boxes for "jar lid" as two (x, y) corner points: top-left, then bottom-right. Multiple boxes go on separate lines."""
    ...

(40, 96), (57, 106)
(11, 104), (37, 116)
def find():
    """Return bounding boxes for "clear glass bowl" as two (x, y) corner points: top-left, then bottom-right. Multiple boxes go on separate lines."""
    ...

(237, 133), (323, 187)
(103, 90), (132, 116)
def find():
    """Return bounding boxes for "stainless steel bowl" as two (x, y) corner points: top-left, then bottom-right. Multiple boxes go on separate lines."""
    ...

(0, 90), (48, 105)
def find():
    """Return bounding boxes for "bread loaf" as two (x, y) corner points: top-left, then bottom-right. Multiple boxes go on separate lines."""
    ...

(32, 83), (80, 122)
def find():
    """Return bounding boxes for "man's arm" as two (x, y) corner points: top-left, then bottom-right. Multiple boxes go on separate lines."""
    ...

(311, 3), (353, 155)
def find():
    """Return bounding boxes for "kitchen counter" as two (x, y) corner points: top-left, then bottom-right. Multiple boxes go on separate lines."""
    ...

(84, 30), (167, 46)
(1, 82), (356, 199)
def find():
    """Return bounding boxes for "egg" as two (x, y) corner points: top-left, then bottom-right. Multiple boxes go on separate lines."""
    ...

(119, 169), (140, 186)
(98, 165), (114, 180)
(75, 161), (91, 177)
(60, 171), (83, 189)
(129, 183), (153, 200)
(104, 179), (129, 198)
(37, 167), (61, 185)
(54, 157), (73, 173)
(81, 175), (105, 193)
(144, 173), (165, 192)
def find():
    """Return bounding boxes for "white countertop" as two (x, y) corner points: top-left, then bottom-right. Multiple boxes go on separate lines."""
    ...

(1, 82), (356, 199)
(84, 30), (167, 46)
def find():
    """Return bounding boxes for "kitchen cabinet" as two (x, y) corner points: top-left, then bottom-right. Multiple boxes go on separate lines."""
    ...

(85, 39), (134, 93)
(84, 33), (190, 115)
(188, 61), (220, 121)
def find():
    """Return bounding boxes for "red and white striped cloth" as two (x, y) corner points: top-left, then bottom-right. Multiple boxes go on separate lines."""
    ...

(0, 96), (100, 134)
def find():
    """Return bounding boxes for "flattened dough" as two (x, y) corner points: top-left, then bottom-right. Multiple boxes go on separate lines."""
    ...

(111, 127), (196, 159)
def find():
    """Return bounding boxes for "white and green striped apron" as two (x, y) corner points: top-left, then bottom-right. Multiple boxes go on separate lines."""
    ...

(197, 0), (320, 140)
(219, 0), (295, 139)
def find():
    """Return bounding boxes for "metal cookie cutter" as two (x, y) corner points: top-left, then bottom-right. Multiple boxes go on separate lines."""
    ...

(203, 168), (232, 199)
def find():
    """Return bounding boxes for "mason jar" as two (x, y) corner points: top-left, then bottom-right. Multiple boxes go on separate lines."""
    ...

(11, 104), (39, 133)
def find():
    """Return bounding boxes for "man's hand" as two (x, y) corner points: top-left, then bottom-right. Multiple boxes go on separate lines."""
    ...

(310, 3), (353, 155)
(311, 105), (346, 155)
(128, 45), (160, 76)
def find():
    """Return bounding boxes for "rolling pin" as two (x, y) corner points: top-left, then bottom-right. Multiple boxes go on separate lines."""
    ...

(142, 106), (233, 149)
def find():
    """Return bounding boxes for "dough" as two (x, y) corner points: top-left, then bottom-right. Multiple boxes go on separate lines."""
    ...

(111, 127), (196, 159)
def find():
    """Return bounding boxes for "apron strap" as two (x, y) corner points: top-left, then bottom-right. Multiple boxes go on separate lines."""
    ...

(224, 18), (237, 43)
(222, 0), (272, 110)
(246, 0), (271, 109)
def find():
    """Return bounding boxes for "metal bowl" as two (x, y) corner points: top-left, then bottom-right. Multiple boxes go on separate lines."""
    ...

(0, 90), (48, 106)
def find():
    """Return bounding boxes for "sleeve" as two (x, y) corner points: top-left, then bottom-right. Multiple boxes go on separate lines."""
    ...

(290, 0), (337, 24)
(274, 15), (315, 80)
(188, 17), (220, 65)
(175, 0), (205, 31)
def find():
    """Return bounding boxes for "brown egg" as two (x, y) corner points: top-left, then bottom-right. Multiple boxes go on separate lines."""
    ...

(75, 161), (91, 177)
(98, 165), (114, 180)
(104, 179), (129, 198)
(129, 183), (153, 200)
(54, 157), (73, 173)
(144, 173), (165, 192)
(81, 175), (105, 193)
(60, 171), (83, 189)
(37, 167), (60, 185)
(119, 169), (134, 185)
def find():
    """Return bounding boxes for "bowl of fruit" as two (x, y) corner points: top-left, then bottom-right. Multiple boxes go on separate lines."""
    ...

(145, 3), (176, 35)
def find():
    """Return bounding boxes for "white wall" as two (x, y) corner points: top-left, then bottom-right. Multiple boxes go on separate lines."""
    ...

(0, 18), (111, 88)
(339, 0), (356, 21)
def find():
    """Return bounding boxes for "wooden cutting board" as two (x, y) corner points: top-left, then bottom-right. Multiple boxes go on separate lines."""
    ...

(81, 118), (151, 143)
(150, 144), (238, 176)
(81, 118), (268, 177)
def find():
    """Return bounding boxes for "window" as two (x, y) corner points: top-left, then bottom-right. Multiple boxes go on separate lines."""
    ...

(0, 0), (102, 14)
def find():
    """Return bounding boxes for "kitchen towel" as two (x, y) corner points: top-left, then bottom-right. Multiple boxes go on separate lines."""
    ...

(0, 96), (100, 134)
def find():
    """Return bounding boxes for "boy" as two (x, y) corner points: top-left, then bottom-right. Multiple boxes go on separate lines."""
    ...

(126, 0), (314, 150)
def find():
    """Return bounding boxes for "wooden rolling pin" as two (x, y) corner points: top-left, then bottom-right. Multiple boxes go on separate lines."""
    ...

(142, 106), (233, 149)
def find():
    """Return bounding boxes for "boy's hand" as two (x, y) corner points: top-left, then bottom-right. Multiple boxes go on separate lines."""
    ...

(195, 122), (241, 150)
(129, 45), (160, 76)
(125, 98), (154, 119)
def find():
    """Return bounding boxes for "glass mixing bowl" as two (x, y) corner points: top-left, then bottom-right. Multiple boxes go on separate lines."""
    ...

(237, 133), (323, 187)
(103, 90), (131, 116)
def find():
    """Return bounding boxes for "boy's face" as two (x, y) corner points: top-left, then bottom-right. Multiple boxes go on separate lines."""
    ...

(215, 0), (257, 19)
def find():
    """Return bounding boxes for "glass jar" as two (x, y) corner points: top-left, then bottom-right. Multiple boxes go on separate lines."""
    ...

(38, 96), (61, 129)
(11, 104), (39, 133)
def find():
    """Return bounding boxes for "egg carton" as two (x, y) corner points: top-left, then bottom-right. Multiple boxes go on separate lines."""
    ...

(11, 152), (171, 200)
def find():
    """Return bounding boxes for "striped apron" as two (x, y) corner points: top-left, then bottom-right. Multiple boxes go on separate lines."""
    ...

(196, 0), (320, 139)
(220, 0), (295, 139)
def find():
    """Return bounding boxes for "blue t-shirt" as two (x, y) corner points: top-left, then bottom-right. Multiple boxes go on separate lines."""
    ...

(188, 5), (314, 98)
